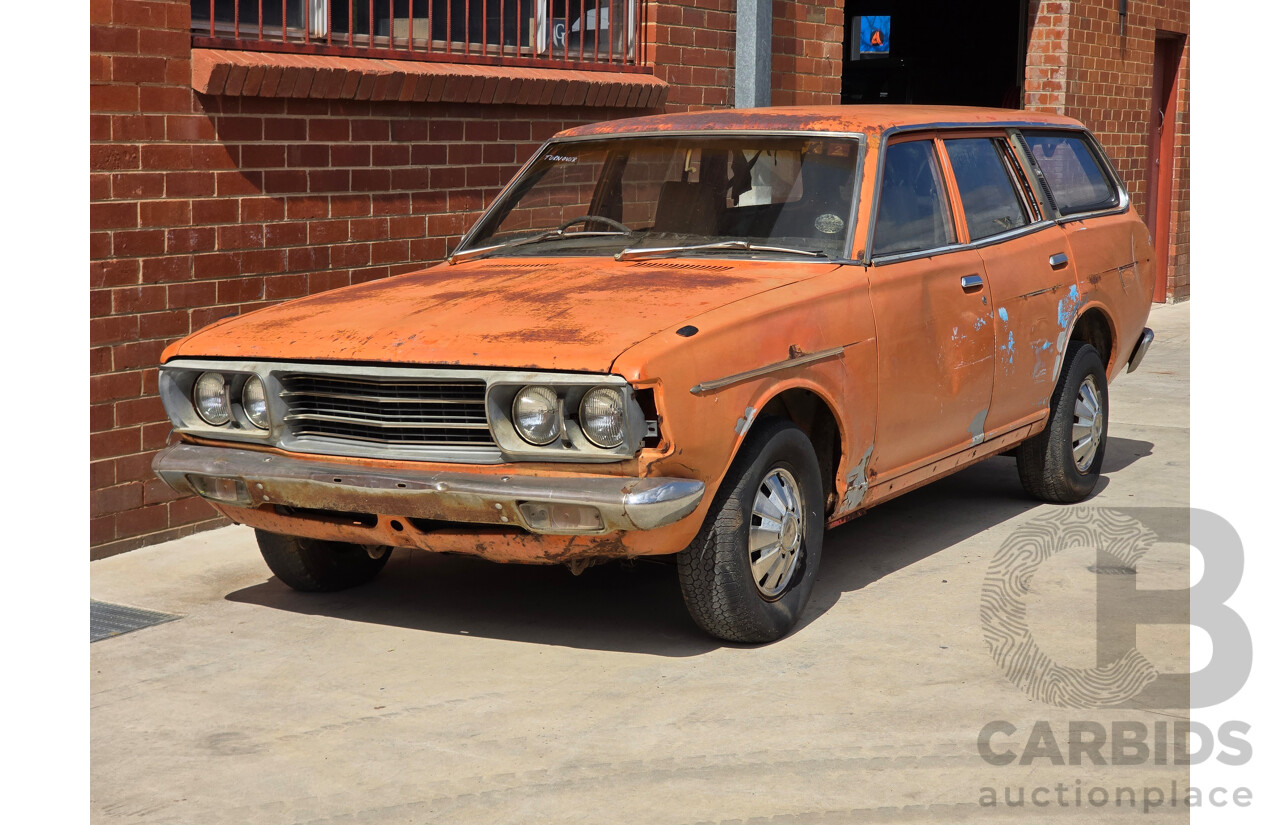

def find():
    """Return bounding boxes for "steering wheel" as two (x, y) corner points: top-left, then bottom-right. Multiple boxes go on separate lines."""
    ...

(558, 215), (634, 235)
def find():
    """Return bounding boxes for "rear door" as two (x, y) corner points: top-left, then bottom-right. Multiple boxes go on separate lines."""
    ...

(939, 132), (1077, 433)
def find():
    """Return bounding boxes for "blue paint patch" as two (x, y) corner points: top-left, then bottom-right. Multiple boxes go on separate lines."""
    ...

(1057, 285), (1082, 328)
(997, 307), (1008, 323)
(1040, 341), (1052, 350)
(969, 409), (988, 444)
(997, 329), (1016, 366)
(973, 316), (987, 331)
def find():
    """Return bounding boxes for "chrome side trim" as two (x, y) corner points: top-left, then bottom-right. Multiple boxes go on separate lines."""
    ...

(152, 443), (705, 535)
(1126, 328), (1155, 373)
(867, 242), (972, 267)
(689, 346), (846, 395)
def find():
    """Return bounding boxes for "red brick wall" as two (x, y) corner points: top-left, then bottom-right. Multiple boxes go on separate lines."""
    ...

(1025, 0), (1190, 301)
(90, 0), (656, 557)
(647, 0), (735, 110)
(90, 1), (843, 557)
(771, 1), (843, 105)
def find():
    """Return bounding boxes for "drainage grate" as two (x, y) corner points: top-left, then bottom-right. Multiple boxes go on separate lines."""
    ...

(90, 600), (181, 643)
(1088, 565), (1138, 575)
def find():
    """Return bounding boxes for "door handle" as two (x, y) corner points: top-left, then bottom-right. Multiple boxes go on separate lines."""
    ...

(960, 274), (983, 289)
(1049, 253), (1069, 269)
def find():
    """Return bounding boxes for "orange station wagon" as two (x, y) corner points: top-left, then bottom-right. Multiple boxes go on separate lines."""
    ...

(153, 106), (1156, 642)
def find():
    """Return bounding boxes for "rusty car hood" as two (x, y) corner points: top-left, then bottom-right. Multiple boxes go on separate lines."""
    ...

(167, 257), (842, 372)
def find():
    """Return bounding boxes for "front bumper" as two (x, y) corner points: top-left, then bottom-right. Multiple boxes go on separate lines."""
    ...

(152, 443), (705, 535)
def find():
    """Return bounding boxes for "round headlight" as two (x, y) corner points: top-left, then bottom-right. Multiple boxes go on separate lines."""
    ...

(579, 387), (626, 448)
(193, 372), (231, 426)
(242, 375), (270, 430)
(512, 386), (561, 445)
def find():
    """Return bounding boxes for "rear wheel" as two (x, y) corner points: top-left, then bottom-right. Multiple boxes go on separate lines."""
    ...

(255, 530), (391, 592)
(677, 419), (824, 643)
(1015, 341), (1109, 503)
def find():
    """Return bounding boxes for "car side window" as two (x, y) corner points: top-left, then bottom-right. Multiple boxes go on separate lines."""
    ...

(873, 140), (956, 257)
(1022, 131), (1119, 215)
(943, 137), (1030, 241)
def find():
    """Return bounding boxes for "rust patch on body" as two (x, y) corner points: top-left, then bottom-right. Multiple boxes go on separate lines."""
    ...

(838, 444), (875, 514)
(166, 257), (828, 373)
(218, 502), (638, 565)
(557, 105), (1083, 141)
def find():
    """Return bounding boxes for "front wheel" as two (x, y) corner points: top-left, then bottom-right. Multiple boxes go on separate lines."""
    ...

(256, 530), (391, 592)
(1015, 341), (1109, 503)
(677, 419), (825, 643)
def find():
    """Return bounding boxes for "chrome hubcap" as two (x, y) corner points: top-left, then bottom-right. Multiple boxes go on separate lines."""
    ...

(1071, 375), (1104, 472)
(749, 468), (804, 599)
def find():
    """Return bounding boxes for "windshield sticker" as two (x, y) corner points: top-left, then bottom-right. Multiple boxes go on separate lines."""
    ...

(544, 154), (578, 163)
(815, 213), (845, 235)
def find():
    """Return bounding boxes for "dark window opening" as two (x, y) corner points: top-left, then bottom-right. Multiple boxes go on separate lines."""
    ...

(841, 0), (1027, 108)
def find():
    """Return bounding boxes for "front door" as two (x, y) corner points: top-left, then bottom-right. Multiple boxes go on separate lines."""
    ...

(867, 136), (995, 476)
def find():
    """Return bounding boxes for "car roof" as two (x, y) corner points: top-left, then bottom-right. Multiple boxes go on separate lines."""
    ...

(556, 105), (1083, 139)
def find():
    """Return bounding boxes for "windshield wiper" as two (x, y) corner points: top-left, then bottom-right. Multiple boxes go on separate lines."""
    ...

(450, 229), (627, 264)
(615, 240), (828, 262)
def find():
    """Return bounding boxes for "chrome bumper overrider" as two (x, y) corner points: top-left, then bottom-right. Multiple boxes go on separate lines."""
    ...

(1126, 327), (1155, 373)
(152, 443), (705, 535)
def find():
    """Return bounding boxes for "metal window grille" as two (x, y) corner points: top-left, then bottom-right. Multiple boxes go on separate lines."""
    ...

(190, 0), (646, 71)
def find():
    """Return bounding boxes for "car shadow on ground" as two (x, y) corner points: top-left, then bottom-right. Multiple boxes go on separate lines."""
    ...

(1102, 436), (1155, 473)
(225, 441), (1153, 657)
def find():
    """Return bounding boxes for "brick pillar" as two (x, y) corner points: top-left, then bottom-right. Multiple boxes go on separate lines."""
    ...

(771, 1), (843, 106)
(1024, 1), (1070, 114)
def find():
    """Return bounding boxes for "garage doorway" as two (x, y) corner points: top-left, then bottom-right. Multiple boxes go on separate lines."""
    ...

(841, 0), (1028, 108)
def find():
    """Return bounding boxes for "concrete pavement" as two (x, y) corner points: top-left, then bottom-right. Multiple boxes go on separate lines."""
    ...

(92, 301), (1192, 823)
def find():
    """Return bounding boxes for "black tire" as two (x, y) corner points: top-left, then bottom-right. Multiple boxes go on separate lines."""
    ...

(255, 530), (391, 592)
(1015, 341), (1109, 503)
(677, 418), (825, 643)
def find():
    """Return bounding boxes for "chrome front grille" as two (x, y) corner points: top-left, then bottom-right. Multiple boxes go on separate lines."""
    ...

(279, 373), (494, 448)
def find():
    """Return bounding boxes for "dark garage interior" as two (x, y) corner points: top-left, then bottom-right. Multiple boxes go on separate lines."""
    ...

(842, 0), (1028, 108)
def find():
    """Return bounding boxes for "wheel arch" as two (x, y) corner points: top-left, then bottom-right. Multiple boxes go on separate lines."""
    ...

(1069, 304), (1118, 376)
(736, 383), (846, 517)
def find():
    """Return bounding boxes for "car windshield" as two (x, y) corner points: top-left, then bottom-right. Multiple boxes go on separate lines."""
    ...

(460, 134), (862, 261)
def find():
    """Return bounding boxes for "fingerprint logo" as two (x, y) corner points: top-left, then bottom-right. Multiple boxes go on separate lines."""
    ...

(981, 508), (1161, 708)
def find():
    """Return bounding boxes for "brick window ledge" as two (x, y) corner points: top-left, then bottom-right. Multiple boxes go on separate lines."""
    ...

(191, 49), (669, 108)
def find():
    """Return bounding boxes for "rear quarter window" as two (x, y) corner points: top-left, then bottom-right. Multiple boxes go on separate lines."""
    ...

(1022, 131), (1119, 215)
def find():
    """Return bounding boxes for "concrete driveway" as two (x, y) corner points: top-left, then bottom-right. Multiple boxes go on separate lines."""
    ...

(92, 302), (1190, 824)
